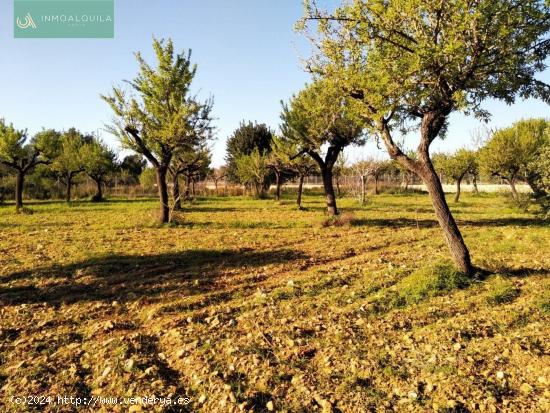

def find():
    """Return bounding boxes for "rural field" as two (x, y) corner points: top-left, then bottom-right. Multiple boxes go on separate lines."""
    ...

(1, 192), (548, 412)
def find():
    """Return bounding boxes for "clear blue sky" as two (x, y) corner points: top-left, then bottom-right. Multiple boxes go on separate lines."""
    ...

(1, 1), (549, 166)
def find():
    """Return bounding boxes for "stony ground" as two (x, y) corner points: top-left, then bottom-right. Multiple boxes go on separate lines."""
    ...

(0, 192), (548, 412)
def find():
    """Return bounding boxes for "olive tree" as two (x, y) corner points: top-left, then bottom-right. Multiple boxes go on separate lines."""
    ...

(0, 121), (59, 212)
(280, 79), (365, 215)
(300, 0), (550, 275)
(103, 38), (213, 223)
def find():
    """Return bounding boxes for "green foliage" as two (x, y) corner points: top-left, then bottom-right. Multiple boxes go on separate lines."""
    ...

(434, 149), (478, 183)
(280, 79), (365, 160)
(81, 139), (117, 183)
(485, 276), (519, 305)
(102, 37), (213, 169)
(119, 154), (146, 184)
(480, 119), (549, 183)
(0, 119), (28, 164)
(225, 121), (273, 182)
(49, 128), (88, 179)
(139, 167), (157, 191)
(300, 0), (550, 124)
(235, 148), (270, 198)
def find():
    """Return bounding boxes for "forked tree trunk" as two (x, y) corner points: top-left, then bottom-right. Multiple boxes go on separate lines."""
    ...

(15, 170), (24, 212)
(420, 163), (472, 276)
(321, 169), (338, 215)
(156, 167), (170, 223)
(454, 177), (462, 203)
(172, 173), (181, 211)
(297, 174), (304, 208)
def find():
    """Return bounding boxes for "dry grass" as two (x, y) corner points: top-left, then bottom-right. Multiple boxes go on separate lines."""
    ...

(0, 192), (548, 412)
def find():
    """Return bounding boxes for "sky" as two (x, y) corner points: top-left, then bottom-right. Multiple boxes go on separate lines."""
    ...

(0, 0), (549, 166)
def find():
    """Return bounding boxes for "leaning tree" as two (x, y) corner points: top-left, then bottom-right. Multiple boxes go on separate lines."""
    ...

(280, 79), (365, 215)
(0, 121), (59, 212)
(300, 0), (550, 275)
(103, 38), (214, 223)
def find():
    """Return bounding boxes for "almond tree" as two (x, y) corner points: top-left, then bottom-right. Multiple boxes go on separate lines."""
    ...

(49, 128), (90, 202)
(81, 138), (117, 202)
(280, 79), (365, 215)
(480, 119), (549, 200)
(434, 149), (478, 202)
(0, 121), (59, 212)
(300, 0), (550, 275)
(103, 38), (213, 223)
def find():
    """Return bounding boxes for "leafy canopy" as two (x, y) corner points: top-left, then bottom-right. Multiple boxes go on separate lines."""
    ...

(102, 38), (213, 168)
(300, 0), (550, 141)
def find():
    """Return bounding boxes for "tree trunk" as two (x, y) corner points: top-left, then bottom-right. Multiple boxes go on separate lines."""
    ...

(214, 180), (219, 196)
(92, 178), (103, 202)
(472, 175), (478, 194)
(420, 164), (473, 276)
(454, 177), (462, 203)
(507, 178), (518, 200)
(321, 168), (338, 215)
(184, 175), (191, 200)
(172, 173), (181, 210)
(156, 167), (170, 224)
(297, 174), (304, 208)
(374, 176), (379, 195)
(361, 176), (367, 206)
(66, 175), (72, 202)
(191, 178), (196, 199)
(275, 171), (281, 201)
(15, 170), (24, 212)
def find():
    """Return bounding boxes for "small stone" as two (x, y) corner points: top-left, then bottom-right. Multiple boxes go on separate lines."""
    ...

(453, 342), (462, 351)
(198, 395), (206, 404)
(123, 359), (135, 372)
(266, 400), (274, 411)
(176, 349), (186, 358)
(496, 371), (505, 379)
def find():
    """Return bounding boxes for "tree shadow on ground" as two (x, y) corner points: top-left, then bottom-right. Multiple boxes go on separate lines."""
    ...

(0, 248), (306, 306)
(350, 217), (548, 228)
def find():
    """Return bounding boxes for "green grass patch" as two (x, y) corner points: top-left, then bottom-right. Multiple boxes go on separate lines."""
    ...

(485, 276), (519, 305)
